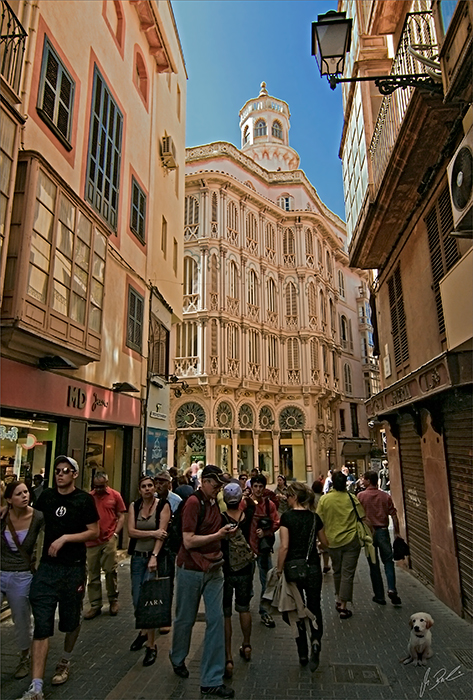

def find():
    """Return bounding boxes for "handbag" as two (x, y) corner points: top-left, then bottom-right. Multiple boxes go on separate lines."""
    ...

(6, 514), (36, 573)
(284, 513), (317, 583)
(257, 515), (276, 554)
(348, 493), (376, 564)
(135, 574), (172, 630)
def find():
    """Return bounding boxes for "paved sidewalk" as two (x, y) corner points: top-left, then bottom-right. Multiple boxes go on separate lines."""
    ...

(1, 547), (472, 700)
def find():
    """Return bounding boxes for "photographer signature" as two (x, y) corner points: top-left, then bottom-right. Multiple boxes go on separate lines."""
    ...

(419, 665), (464, 697)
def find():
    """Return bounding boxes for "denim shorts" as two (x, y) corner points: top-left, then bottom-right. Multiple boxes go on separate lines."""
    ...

(223, 562), (255, 616)
(29, 562), (86, 638)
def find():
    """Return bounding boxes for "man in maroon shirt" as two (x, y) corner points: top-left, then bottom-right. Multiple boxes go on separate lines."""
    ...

(84, 472), (126, 619)
(169, 465), (236, 699)
(358, 471), (402, 606)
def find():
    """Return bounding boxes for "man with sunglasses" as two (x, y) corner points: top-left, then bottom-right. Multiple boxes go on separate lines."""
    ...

(18, 456), (99, 700)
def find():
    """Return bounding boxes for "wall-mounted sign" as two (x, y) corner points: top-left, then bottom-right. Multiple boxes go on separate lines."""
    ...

(149, 411), (166, 420)
(67, 386), (109, 412)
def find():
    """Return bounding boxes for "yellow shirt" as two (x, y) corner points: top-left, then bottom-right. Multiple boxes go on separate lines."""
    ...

(316, 490), (365, 548)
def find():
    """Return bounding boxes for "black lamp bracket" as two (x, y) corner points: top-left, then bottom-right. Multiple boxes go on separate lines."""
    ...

(328, 73), (443, 96)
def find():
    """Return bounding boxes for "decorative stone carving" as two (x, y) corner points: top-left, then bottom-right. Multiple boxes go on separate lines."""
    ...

(259, 405), (274, 429)
(216, 401), (233, 428)
(175, 402), (206, 429)
(279, 406), (305, 430)
(238, 404), (254, 429)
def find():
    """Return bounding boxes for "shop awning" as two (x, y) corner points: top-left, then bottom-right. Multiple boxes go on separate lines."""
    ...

(339, 439), (373, 456)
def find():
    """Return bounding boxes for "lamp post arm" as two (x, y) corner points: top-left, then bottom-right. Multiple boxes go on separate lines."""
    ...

(328, 73), (443, 95)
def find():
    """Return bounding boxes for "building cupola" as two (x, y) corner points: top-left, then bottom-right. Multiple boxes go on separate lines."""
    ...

(239, 82), (300, 171)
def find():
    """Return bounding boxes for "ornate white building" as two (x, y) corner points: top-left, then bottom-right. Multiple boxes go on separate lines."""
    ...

(168, 83), (378, 483)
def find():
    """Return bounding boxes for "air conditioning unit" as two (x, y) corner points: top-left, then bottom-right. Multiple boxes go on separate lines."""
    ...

(160, 135), (177, 170)
(447, 124), (473, 235)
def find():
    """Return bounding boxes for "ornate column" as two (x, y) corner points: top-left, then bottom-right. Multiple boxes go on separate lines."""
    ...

(295, 222), (303, 268)
(204, 428), (217, 466)
(232, 431), (239, 476)
(200, 244), (208, 311)
(199, 317), (208, 375)
(272, 430), (280, 480)
(303, 429), (313, 485)
(200, 187), (209, 239)
(260, 261), (267, 323)
(253, 430), (260, 472)
(220, 248), (227, 311)
(240, 254), (247, 318)
(167, 431), (176, 469)
(298, 272), (307, 328)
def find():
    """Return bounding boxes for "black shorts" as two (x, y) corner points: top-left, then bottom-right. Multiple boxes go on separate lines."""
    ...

(30, 562), (86, 638)
(223, 562), (254, 617)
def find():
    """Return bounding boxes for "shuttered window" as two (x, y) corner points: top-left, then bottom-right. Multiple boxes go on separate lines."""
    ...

(150, 316), (169, 376)
(37, 38), (75, 147)
(127, 287), (144, 353)
(287, 337), (300, 370)
(424, 186), (460, 335)
(388, 265), (409, 368)
(86, 67), (123, 230)
(130, 178), (146, 243)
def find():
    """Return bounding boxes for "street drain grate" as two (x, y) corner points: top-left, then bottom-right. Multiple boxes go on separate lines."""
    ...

(452, 650), (473, 670)
(332, 664), (386, 685)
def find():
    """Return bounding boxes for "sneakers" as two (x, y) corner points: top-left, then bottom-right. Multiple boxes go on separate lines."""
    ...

(200, 685), (235, 698)
(171, 660), (190, 678)
(388, 591), (402, 606)
(51, 659), (70, 685)
(260, 612), (275, 628)
(109, 600), (119, 616)
(14, 655), (30, 679)
(83, 607), (102, 620)
(309, 641), (321, 672)
(16, 683), (44, 700)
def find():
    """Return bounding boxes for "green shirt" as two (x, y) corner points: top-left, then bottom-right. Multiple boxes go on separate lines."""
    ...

(316, 490), (365, 548)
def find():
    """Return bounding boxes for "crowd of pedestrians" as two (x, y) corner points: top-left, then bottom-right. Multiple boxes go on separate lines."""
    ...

(1, 459), (403, 700)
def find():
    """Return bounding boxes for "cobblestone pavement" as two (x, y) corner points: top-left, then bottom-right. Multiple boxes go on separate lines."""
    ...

(2, 543), (472, 700)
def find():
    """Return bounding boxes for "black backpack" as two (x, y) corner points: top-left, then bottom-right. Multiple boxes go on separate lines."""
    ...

(167, 491), (206, 555)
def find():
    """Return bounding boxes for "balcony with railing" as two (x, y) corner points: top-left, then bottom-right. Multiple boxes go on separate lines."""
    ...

(369, 11), (439, 196)
(0, 0), (27, 99)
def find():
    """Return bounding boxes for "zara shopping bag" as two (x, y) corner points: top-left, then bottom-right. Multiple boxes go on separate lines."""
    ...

(135, 575), (172, 630)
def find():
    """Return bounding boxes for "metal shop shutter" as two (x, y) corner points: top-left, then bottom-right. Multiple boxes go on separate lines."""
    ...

(443, 390), (473, 619)
(399, 416), (434, 588)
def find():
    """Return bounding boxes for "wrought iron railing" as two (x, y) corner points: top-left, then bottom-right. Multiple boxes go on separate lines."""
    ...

(0, 0), (27, 96)
(369, 11), (439, 194)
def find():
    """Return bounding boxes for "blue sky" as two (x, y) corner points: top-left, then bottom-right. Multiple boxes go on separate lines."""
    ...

(171, 0), (345, 221)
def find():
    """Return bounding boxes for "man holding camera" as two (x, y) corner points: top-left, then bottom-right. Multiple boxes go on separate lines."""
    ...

(240, 475), (279, 628)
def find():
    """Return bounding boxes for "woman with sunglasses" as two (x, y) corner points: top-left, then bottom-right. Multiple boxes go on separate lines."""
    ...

(277, 482), (328, 672)
(128, 475), (171, 667)
(1, 481), (44, 680)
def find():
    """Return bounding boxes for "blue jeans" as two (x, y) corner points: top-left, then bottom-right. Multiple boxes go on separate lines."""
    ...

(368, 528), (397, 600)
(170, 566), (225, 687)
(0, 570), (33, 650)
(256, 552), (272, 615)
(130, 554), (151, 611)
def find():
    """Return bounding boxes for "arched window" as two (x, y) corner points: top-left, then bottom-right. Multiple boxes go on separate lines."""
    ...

(326, 250), (332, 277)
(267, 277), (277, 318)
(183, 257), (199, 312)
(228, 261), (238, 299)
(317, 240), (323, 268)
(279, 195), (293, 211)
(283, 228), (295, 266)
(210, 254), (218, 294)
(310, 338), (319, 382)
(344, 363), (353, 395)
(184, 196), (199, 240)
(248, 329), (260, 364)
(340, 314), (348, 348)
(247, 269), (258, 306)
(227, 324), (239, 379)
(243, 125), (250, 145)
(285, 281), (298, 328)
(210, 192), (218, 237)
(308, 281), (317, 326)
(246, 212), (258, 254)
(268, 335), (278, 368)
(226, 201), (239, 245)
(272, 120), (283, 139)
(338, 270), (345, 298)
(134, 48), (149, 106)
(287, 338), (300, 382)
(265, 223), (275, 261)
(329, 298), (335, 334)
(322, 344), (328, 375)
(320, 290), (326, 325)
(305, 228), (314, 266)
(255, 119), (267, 137)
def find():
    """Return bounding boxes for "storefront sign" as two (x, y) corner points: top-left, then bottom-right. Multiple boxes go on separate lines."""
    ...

(149, 411), (166, 420)
(0, 426), (18, 442)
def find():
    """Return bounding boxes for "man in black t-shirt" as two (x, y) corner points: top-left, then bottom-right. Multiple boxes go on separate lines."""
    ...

(18, 456), (99, 700)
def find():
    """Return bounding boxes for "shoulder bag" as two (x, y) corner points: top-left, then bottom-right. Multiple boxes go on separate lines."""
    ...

(348, 492), (376, 563)
(6, 513), (36, 573)
(284, 512), (317, 582)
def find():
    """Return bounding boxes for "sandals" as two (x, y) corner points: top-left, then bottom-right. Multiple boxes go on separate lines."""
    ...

(339, 609), (353, 619)
(224, 660), (234, 678)
(239, 644), (252, 661)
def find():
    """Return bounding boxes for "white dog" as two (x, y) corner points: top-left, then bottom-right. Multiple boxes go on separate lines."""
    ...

(402, 612), (434, 666)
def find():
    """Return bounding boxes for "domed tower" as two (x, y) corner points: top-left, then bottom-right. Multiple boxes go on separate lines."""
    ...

(239, 82), (300, 171)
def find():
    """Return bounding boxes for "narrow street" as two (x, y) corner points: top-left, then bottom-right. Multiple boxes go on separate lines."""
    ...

(2, 545), (472, 700)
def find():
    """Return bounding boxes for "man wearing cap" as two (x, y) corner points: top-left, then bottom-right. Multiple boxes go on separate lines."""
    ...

(83, 471), (126, 620)
(154, 470), (182, 514)
(18, 456), (99, 700)
(169, 465), (237, 699)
